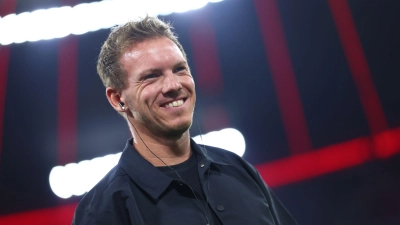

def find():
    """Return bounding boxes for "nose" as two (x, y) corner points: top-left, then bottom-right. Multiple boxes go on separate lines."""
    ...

(162, 72), (182, 95)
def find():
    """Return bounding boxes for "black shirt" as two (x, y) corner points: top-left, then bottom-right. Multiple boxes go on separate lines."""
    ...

(158, 152), (222, 225)
(72, 139), (298, 225)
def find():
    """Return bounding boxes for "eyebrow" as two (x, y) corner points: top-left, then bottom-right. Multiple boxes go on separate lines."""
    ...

(139, 61), (188, 74)
(174, 61), (188, 67)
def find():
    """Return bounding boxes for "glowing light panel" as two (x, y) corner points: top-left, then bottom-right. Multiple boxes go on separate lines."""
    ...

(49, 128), (245, 199)
(0, 0), (223, 45)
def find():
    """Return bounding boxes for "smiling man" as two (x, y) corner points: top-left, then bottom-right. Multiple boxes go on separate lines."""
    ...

(72, 17), (298, 225)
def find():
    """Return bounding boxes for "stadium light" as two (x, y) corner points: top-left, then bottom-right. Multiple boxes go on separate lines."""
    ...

(0, 0), (223, 45)
(49, 127), (245, 199)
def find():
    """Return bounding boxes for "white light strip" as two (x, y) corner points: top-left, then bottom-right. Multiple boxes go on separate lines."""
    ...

(49, 128), (245, 199)
(0, 0), (223, 45)
(191, 128), (246, 157)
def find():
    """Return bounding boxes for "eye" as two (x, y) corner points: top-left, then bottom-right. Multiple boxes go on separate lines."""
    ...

(143, 73), (159, 80)
(174, 66), (187, 73)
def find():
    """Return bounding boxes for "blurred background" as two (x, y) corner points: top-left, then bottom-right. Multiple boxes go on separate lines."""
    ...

(0, 0), (400, 224)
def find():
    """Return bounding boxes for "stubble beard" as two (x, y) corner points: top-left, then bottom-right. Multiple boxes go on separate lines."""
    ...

(133, 110), (193, 140)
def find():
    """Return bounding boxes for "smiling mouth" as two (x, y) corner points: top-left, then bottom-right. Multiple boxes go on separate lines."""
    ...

(162, 99), (185, 108)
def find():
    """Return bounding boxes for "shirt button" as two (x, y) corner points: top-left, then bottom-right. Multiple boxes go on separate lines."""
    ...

(216, 205), (225, 212)
(200, 164), (205, 168)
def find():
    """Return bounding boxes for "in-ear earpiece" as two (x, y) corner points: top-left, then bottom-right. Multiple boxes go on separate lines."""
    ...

(119, 102), (126, 110)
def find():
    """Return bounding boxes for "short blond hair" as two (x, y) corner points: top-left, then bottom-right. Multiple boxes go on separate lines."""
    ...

(97, 16), (187, 91)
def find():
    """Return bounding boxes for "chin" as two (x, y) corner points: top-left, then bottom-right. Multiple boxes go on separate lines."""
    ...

(162, 120), (192, 139)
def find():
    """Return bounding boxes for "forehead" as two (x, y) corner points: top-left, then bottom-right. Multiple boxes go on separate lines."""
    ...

(120, 37), (185, 74)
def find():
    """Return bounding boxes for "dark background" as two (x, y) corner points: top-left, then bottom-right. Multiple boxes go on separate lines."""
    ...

(0, 0), (400, 224)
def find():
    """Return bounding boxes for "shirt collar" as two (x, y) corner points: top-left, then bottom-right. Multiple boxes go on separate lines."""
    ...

(190, 138), (230, 168)
(118, 139), (173, 200)
(118, 138), (229, 200)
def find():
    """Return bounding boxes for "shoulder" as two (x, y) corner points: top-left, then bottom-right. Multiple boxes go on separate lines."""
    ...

(73, 165), (130, 224)
(87, 164), (129, 199)
(200, 144), (242, 160)
(198, 144), (260, 177)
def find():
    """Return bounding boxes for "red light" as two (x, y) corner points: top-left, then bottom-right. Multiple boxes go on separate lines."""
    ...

(256, 137), (372, 188)
(373, 129), (400, 158)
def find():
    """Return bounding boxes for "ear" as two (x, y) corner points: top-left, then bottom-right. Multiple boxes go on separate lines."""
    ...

(106, 87), (126, 113)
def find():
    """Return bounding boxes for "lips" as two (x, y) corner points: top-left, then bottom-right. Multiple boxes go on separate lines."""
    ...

(160, 98), (186, 108)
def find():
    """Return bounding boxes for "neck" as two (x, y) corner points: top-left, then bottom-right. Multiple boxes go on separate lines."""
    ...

(129, 121), (192, 167)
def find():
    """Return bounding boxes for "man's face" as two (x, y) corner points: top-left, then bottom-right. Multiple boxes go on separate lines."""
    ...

(120, 37), (196, 139)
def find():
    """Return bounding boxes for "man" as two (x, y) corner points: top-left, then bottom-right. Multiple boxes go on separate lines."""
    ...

(72, 16), (298, 225)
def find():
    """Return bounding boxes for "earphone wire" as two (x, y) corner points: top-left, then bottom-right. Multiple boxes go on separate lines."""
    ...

(196, 120), (208, 157)
(196, 120), (210, 215)
(125, 113), (210, 225)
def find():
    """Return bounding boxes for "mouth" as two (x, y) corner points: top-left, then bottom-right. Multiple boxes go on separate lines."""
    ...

(161, 98), (186, 108)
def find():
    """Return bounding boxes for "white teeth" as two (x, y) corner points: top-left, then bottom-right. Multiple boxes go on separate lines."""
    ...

(165, 100), (184, 108)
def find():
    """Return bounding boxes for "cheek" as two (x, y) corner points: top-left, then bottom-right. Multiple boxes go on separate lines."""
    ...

(139, 86), (159, 106)
(183, 77), (195, 92)
(190, 79), (195, 90)
(125, 98), (136, 111)
(124, 90), (142, 110)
